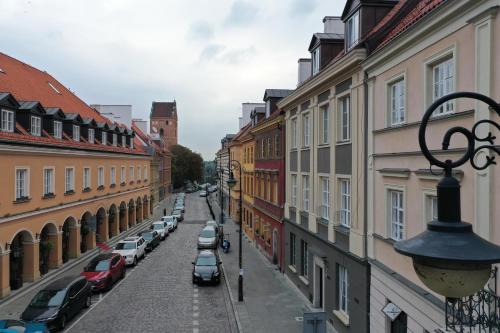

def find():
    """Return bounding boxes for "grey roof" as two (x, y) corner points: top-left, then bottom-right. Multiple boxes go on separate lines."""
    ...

(309, 32), (344, 51)
(263, 89), (294, 101)
(46, 107), (66, 119)
(253, 106), (265, 114)
(18, 101), (40, 110)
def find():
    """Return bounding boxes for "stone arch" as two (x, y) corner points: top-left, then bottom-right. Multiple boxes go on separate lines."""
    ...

(80, 211), (94, 254)
(108, 204), (118, 239)
(159, 128), (164, 138)
(96, 207), (108, 243)
(119, 201), (127, 233)
(136, 197), (143, 224)
(128, 199), (135, 228)
(9, 230), (36, 291)
(62, 216), (78, 263)
(142, 195), (149, 220)
(39, 222), (58, 276)
(150, 195), (154, 216)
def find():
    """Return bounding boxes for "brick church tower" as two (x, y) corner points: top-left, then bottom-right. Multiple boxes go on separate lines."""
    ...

(150, 101), (178, 150)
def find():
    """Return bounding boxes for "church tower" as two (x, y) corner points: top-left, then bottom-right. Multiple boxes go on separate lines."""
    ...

(150, 101), (178, 150)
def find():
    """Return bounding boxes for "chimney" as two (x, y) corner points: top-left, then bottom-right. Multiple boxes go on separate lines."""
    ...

(298, 58), (312, 86)
(323, 16), (344, 35)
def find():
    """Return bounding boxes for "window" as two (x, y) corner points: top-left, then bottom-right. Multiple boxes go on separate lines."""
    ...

(430, 196), (438, 221)
(321, 177), (329, 220)
(267, 137), (272, 157)
(121, 166), (126, 183)
(15, 168), (29, 199)
(261, 140), (265, 158)
(138, 166), (142, 180)
(432, 58), (454, 115)
(291, 175), (297, 206)
(144, 165), (148, 180)
(301, 240), (308, 278)
(340, 179), (351, 227)
(290, 233), (296, 267)
(291, 118), (297, 149)
(320, 104), (329, 144)
(338, 265), (349, 314)
(390, 190), (404, 241)
(73, 125), (80, 141)
(274, 135), (280, 157)
(113, 133), (117, 146)
(43, 168), (54, 196)
(31, 116), (41, 136)
(53, 121), (62, 139)
(302, 175), (309, 212)
(390, 79), (405, 126)
(98, 167), (104, 187)
(339, 96), (350, 141)
(65, 168), (74, 192)
(130, 166), (134, 181)
(88, 128), (95, 144)
(346, 11), (359, 50)
(122, 135), (126, 147)
(312, 47), (320, 75)
(102, 132), (107, 145)
(83, 168), (91, 189)
(1, 109), (14, 132)
(110, 167), (116, 185)
(303, 114), (310, 147)
(130, 138), (134, 149)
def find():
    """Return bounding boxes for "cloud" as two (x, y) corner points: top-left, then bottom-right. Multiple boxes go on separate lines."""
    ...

(199, 44), (256, 65)
(187, 20), (214, 40)
(289, 0), (318, 17)
(199, 44), (226, 62)
(224, 1), (258, 27)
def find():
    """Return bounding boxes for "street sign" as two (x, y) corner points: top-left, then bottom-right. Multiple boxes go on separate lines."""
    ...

(303, 311), (326, 333)
(382, 302), (402, 321)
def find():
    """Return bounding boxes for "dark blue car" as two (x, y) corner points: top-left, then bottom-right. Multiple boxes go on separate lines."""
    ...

(0, 319), (49, 333)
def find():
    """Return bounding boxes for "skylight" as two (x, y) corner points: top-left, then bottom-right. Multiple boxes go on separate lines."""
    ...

(0, 68), (5, 74)
(48, 82), (61, 94)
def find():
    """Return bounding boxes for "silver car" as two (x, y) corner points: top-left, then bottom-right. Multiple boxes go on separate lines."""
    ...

(197, 226), (217, 249)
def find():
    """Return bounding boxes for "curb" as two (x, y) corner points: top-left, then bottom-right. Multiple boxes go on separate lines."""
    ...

(0, 199), (174, 308)
(219, 258), (243, 333)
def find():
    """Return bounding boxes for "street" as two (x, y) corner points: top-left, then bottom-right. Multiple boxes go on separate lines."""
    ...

(0, 194), (237, 333)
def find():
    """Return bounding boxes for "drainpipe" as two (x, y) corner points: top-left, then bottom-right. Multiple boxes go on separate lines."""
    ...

(363, 70), (370, 333)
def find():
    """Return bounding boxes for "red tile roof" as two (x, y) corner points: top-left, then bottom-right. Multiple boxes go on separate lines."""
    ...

(151, 101), (177, 118)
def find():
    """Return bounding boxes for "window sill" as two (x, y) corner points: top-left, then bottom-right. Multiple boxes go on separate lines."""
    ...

(335, 140), (351, 146)
(82, 187), (92, 193)
(373, 233), (397, 245)
(97, 185), (105, 191)
(64, 190), (75, 196)
(110, 184), (116, 188)
(299, 275), (309, 286)
(333, 310), (350, 327)
(317, 143), (330, 148)
(300, 147), (310, 151)
(317, 217), (329, 226)
(42, 193), (55, 199)
(14, 197), (31, 204)
(288, 265), (297, 273)
(334, 224), (350, 235)
(120, 182), (126, 186)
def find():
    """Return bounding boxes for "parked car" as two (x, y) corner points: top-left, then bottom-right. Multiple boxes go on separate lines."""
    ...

(0, 320), (49, 333)
(206, 220), (222, 240)
(81, 253), (125, 292)
(199, 191), (207, 197)
(209, 186), (218, 193)
(174, 202), (185, 213)
(112, 237), (146, 266)
(197, 226), (217, 249)
(139, 230), (161, 252)
(21, 276), (91, 331)
(192, 250), (221, 285)
(172, 209), (184, 222)
(161, 215), (178, 230)
(150, 221), (169, 240)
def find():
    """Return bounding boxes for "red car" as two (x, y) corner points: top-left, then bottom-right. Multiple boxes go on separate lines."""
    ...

(81, 253), (125, 292)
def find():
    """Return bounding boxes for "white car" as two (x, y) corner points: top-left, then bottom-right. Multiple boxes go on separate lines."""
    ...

(161, 215), (178, 230)
(113, 237), (147, 266)
(151, 221), (169, 240)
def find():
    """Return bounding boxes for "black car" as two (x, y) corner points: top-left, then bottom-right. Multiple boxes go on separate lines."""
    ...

(21, 276), (92, 331)
(192, 250), (222, 285)
(139, 230), (161, 252)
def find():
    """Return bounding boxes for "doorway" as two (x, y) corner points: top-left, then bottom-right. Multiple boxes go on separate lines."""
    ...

(313, 256), (325, 309)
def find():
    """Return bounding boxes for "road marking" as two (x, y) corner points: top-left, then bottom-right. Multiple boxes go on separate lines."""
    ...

(193, 299), (199, 304)
(193, 328), (199, 333)
(192, 320), (199, 326)
(193, 305), (199, 311)
(193, 293), (198, 298)
(193, 312), (199, 318)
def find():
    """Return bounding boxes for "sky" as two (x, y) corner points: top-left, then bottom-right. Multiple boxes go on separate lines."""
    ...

(0, 0), (345, 160)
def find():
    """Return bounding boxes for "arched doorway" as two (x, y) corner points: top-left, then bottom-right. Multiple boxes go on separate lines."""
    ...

(128, 199), (135, 228)
(136, 198), (142, 224)
(272, 229), (279, 265)
(80, 212), (94, 254)
(150, 195), (154, 216)
(62, 217), (77, 263)
(119, 202), (127, 233)
(143, 196), (149, 220)
(96, 207), (107, 243)
(108, 204), (118, 239)
(39, 223), (58, 276)
(9, 230), (34, 290)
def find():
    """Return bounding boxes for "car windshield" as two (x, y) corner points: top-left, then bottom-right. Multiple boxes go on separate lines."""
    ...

(200, 229), (215, 238)
(30, 289), (66, 308)
(85, 259), (110, 272)
(153, 224), (163, 230)
(173, 210), (181, 214)
(115, 242), (136, 250)
(196, 256), (216, 266)
(163, 217), (174, 222)
(142, 233), (153, 240)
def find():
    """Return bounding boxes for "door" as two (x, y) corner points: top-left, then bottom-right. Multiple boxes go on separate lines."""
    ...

(318, 267), (323, 308)
(272, 229), (278, 264)
(391, 312), (407, 333)
(110, 256), (120, 281)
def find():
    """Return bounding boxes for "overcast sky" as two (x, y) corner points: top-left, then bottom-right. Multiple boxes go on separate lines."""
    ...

(0, 0), (345, 159)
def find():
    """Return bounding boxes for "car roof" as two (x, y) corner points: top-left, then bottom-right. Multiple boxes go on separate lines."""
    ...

(123, 236), (140, 241)
(44, 275), (84, 290)
(90, 253), (115, 261)
(152, 221), (164, 224)
(203, 225), (215, 230)
(198, 250), (215, 257)
(172, 209), (181, 213)
(206, 221), (216, 224)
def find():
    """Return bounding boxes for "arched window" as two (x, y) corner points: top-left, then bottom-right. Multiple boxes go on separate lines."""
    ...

(159, 128), (164, 137)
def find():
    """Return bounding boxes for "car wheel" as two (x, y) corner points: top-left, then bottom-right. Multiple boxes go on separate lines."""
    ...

(59, 315), (67, 330)
(133, 256), (137, 266)
(85, 294), (92, 308)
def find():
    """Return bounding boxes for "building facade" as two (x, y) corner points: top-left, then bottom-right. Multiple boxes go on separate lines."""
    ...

(364, 0), (500, 331)
(228, 126), (249, 223)
(240, 125), (255, 242)
(0, 53), (151, 297)
(150, 101), (178, 151)
(217, 134), (234, 217)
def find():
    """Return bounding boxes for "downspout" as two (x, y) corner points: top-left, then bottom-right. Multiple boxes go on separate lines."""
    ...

(363, 70), (370, 333)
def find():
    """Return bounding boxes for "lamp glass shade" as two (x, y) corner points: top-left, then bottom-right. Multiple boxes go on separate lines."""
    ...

(413, 259), (491, 298)
(226, 177), (237, 189)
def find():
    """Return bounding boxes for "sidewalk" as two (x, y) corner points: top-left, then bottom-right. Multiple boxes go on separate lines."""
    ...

(211, 196), (335, 333)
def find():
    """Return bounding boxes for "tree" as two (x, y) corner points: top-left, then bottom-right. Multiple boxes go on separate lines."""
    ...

(171, 144), (203, 189)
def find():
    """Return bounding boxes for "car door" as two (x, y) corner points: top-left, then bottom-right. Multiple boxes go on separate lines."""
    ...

(110, 256), (120, 281)
(138, 239), (145, 257)
(66, 283), (79, 318)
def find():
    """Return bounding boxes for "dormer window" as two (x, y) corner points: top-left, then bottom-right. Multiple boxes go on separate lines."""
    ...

(31, 116), (41, 136)
(346, 11), (359, 50)
(73, 125), (80, 141)
(113, 133), (117, 146)
(130, 138), (134, 149)
(1, 109), (14, 132)
(88, 128), (95, 144)
(312, 47), (320, 75)
(102, 132), (107, 145)
(122, 135), (126, 147)
(54, 121), (62, 139)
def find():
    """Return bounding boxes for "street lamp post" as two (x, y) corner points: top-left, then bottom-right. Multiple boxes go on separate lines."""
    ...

(394, 91), (500, 299)
(218, 158), (225, 225)
(226, 160), (243, 302)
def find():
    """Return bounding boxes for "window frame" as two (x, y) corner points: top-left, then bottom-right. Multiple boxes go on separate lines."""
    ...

(110, 166), (116, 185)
(312, 47), (320, 75)
(346, 11), (359, 50)
(302, 113), (310, 148)
(88, 128), (95, 144)
(83, 167), (91, 189)
(300, 240), (309, 279)
(120, 166), (126, 184)
(319, 103), (329, 144)
(53, 121), (62, 139)
(73, 125), (80, 142)
(15, 167), (30, 200)
(424, 46), (456, 116)
(65, 167), (75, 193)
(302, 175), (310, 212)
(102, 131), (108, 146)
(129, 166), (134, 181)
(386, 186), (405, 241)
(338, 264), (349, 315)
(1, 109), (14, 132)
(291, 117), (298, 149)
(338, 94), (351, 142)
(339, 178), (351, 227)
(320, 176), (329, 220)
(387, 76), (406, 126)
(290, 233), (297, 268)
(43, 167), (55, 196)
(31, 116), (41, 136)
(97, 166), (104, 187)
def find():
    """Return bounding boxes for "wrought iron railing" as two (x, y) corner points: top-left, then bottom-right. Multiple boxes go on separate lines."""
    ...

(446, 268), (500, 332)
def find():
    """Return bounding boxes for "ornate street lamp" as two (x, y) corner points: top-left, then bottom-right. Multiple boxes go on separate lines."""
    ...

(394, 92), (500, 298)
(226, 161), (244, 302)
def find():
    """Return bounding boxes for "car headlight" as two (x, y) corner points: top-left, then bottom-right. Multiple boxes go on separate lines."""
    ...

(214, 271), (220, 277)
(47, 311), (59, 320)
(194, 272), (201, 277)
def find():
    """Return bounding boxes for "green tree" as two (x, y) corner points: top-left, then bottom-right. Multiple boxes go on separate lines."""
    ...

(171, 144), (203, 189)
